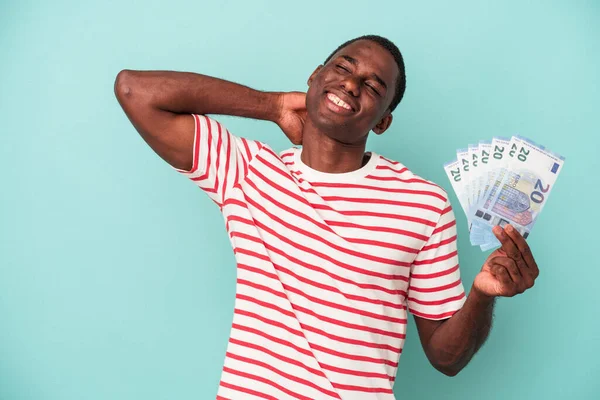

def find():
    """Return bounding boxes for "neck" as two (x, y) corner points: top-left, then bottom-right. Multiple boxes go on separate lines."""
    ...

(300, 119), (368, 173)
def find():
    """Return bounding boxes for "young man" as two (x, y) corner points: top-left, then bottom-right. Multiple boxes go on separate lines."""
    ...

(114, 35), (539, 399)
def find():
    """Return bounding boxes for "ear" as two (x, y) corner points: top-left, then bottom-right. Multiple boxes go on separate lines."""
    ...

(373, 113), (393, 135)
(307, 65), (323, 86)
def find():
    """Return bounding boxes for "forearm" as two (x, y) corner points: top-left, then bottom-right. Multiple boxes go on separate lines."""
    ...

(115, 70), (281, 122)
(426, 287), (495, 376)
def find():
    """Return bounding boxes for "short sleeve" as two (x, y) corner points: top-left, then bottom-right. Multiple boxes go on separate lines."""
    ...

(174, 114), (264, 206)
(407, 199), (466, 320)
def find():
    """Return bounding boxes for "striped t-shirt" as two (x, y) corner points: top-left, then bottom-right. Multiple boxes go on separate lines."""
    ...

(175, 114), (466, 400)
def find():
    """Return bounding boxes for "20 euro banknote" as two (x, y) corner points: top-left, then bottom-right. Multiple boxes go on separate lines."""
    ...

(469, 136), (565, 244)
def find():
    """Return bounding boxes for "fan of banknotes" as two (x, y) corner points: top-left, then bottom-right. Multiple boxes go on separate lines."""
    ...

(443, 136), (565, 251)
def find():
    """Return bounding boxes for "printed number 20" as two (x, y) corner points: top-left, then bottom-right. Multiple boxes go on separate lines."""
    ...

(531, 179), (550, 204)
(451, 168), (461, 182)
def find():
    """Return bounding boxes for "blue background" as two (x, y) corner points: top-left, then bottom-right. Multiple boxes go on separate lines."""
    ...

(1, 1), (599, 399)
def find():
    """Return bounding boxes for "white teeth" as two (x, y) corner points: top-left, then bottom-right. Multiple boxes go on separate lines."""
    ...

(327, 93), (352, 110)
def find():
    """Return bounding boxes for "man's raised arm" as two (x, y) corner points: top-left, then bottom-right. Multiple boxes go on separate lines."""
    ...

(113, 70), (282, 171)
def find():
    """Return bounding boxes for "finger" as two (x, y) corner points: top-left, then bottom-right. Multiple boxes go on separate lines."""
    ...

(489, 263), (514, 288)
(490, 257), (522, 287)
(501, 225), (537, 285)
(504, 225), (539, 279)
(493, 225), (523, 263)
(489, 264), (518, 296)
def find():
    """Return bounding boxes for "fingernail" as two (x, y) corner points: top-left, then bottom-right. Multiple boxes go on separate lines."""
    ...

(506, 225), (514, 233)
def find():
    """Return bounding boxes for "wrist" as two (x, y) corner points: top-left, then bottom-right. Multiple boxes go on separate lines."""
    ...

(470, 284), (496, 304)
(263, 91), (284, 124)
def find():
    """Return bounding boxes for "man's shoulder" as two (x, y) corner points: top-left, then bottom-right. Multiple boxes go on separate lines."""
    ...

(278, 146), (298, 160)
(375, 153), (449, 203)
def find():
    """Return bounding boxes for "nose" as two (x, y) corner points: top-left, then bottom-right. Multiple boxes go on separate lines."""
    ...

(340, 76), (360, 97)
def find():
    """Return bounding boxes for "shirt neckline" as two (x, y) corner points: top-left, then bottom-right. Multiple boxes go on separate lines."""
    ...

(293, 147), (380, 183)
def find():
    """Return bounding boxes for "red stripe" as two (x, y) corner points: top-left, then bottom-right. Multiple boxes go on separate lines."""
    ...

(421, 235), (457, 251)
(310, 343), (399, 368)
(412, 250), (458, 266)
(238, 262), (279, 280)
(331, 382), (393, 394)
(278, 279), (406, 324)
(432, 220), (456, 235)
(219, 381), (277, 400)
(365, 175), (436, 186)
(345, 237), (421, 254)
(187, 114), (201, 173)
(222, 198), (250, 213)
(211, 121), (223, 197)
(235, 308), (303, 337)
(322, 363), (395, 382)
(325, 219), (429, 241)
(409, 278), (462, 293)
(311, 181), (446, 201)
(221, 127), (232, 203)
(411, 264), (460, 279)
(222, 366), (312, 400)
(410, 308), (460, 320)
(193, 115), (212, 182)
(377, 155), (408, 166)
(289, 300), (406, 339)
(242, 136), (252, 160)
(241, 138), (251, 177)
(232, 323), (312, 357)
(332, 211), (437, 227)
(408, 292), (466, 306)
(323, 208), (437, 227)
(320, 196), (442, 213)
(233, 158), (239, 193)
(237, 285), (285, 303)
(317, 206), (438, 228)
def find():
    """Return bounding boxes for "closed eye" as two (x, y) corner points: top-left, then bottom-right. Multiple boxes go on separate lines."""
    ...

(366, 84), (380, 96)
(336, 64), (350, 73)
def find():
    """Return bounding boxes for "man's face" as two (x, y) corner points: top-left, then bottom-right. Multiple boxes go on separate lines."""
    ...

(306, 40), (399, 144)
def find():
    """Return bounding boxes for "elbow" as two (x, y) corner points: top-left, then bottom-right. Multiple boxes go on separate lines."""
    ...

(114, 69), (135, 102)
(428, 353), (467, 377)
(435, 363), (463, 377)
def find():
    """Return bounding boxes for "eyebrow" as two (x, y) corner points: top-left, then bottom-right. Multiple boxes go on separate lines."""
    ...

(340, 55), (388, 90)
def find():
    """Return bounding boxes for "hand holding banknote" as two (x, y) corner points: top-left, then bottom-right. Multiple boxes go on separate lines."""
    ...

(473, 224), (539, 297)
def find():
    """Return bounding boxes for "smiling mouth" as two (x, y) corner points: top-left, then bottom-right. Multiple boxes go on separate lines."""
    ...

(325, 92), (355, 113)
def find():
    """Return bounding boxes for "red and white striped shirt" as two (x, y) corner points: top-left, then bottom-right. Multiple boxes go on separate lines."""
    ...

(175, 114), (466, 399)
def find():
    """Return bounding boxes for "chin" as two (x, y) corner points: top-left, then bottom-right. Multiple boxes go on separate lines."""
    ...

(312, 111), (347, 133)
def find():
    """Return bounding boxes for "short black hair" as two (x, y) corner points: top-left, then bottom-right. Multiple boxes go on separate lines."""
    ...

(323, 35), (406, 112)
